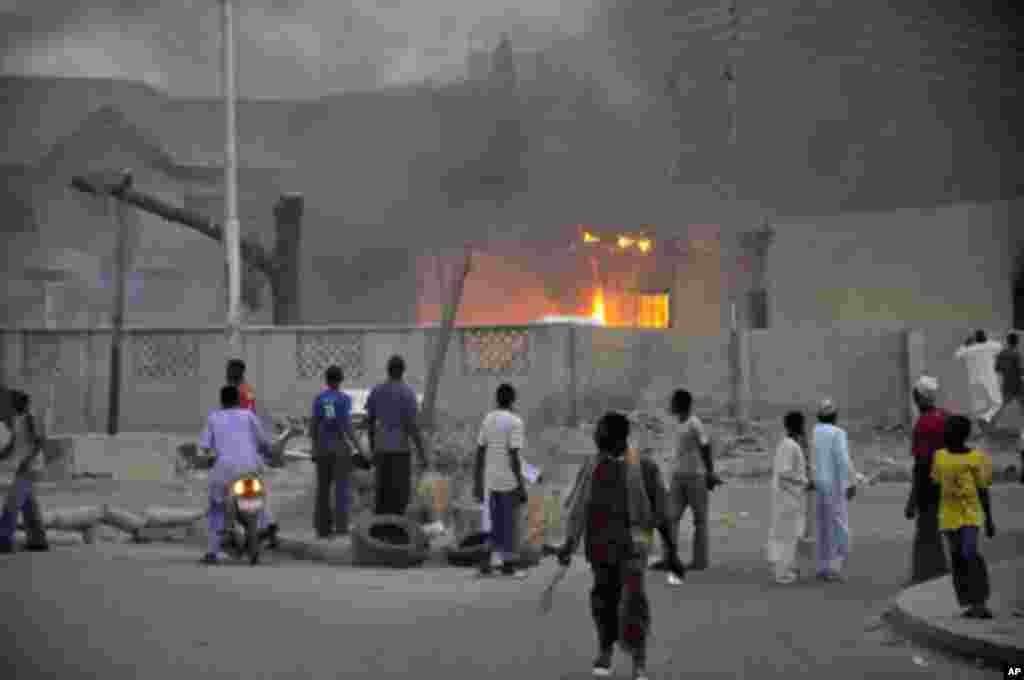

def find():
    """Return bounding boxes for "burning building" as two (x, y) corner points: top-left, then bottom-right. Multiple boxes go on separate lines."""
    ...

(0, 28), (1019, 334)
(415, 222), (724, 333)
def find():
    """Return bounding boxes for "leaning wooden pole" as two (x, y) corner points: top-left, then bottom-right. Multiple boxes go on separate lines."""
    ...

(71, 177), (276, 276)
(70, 175), (301, 325)
(421, 244), (473, 430)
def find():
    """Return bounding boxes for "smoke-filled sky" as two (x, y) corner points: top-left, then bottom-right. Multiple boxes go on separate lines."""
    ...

(0, 0), (599, 98)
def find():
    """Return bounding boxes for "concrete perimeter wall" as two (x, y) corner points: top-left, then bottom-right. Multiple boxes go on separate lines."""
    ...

(1, 324), (1020, 439)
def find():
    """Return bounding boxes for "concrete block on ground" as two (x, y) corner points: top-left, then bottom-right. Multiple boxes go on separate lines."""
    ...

(41, 505), (104, 531)
(134, 526), (190, 543)
(55, 433), (193, 483)
(14, 529), (85, 547)
(143, 506), (206, 528)
(92, 524), (133, 544)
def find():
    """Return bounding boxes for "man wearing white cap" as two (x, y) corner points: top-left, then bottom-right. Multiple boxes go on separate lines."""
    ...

(904, 376), (950, 584)
(954, 330), (1003, 428)
(811, 399), (857, 582)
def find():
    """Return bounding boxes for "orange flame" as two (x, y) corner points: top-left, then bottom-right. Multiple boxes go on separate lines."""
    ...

(591, 288), (607, 325)
(583, 231), (600, 243)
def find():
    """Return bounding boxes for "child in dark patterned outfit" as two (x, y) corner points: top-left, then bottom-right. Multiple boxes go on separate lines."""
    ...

(555, 412), (673, 680)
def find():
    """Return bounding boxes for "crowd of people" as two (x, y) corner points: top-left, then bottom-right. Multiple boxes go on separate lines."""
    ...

(1, 327), (1018, 679)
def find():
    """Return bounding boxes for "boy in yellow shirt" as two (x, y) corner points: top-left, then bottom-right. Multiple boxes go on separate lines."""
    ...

(930, 415), (996, 619)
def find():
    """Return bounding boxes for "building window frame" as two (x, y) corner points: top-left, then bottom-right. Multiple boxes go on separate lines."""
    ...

(636, 289), (672, 329)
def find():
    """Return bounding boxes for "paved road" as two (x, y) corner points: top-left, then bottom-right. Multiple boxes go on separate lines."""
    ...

(3, 484), (1021, 679)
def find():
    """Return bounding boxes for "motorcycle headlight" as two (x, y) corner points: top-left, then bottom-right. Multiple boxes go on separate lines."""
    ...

(232, 478), (263, 497)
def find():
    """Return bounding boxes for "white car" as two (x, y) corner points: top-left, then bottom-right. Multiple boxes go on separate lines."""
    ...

(345, 388), (424, 429)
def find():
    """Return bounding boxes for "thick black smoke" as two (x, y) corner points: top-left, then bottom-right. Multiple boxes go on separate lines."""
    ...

(0, 0), (597, 98)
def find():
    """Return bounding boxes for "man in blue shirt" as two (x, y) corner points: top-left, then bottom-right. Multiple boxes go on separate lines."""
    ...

(812, 400), (858, 582)
(366, 355), (430, 517)
(310, 365), (366, 538)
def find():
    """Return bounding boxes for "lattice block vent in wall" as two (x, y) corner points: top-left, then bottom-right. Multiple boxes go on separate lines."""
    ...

(22, 333), (63, 378)
(132, 334), (199, 379)
(462, 328), (531, 376)
(295, 332), (365, 380)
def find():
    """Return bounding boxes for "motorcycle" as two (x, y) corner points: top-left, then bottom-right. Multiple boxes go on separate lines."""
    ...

(196, 419), (302, 565)
(222, 475), (268, 565)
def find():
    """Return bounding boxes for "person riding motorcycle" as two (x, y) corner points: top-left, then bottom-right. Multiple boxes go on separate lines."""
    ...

(198, 385), (277, 564)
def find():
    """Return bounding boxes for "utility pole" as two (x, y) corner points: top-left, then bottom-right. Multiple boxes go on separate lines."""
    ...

(107, 193), (130, 435)
(221, 0), (243, 358)
(721, 0), (750, 436)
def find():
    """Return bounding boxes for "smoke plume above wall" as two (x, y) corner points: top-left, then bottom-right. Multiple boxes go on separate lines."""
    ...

(0, 0), (598, 98)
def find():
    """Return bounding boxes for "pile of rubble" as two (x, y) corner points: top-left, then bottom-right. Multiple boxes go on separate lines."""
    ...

(14, 504), (206, 548)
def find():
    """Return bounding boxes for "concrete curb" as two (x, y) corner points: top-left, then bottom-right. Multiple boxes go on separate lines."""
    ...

(886, 561), (1024, 667)
(884, 603), (1022, 668)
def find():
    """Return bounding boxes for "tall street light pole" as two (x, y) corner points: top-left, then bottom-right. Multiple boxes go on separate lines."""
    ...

(221, 0), (243, 358)
(720, 0), (751, 436)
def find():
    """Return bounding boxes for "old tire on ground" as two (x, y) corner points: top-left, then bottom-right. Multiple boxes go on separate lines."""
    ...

(352, 514), (428, 568)
(507, 544), (542, 569)
(442, 532), (541, 569)
(444, 531), (489, 567)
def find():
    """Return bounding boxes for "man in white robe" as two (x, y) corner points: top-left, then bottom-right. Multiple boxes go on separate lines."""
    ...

(955, 330), (1003, 426)
(767, 412), (810, 584)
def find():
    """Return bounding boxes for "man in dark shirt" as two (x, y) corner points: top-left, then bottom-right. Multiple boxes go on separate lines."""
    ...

(903, 376), (949, 584)
(990, 332), (1024, 483)
(365, 355), (429, 516)
(991, 333), (1023, 420)
(310, 365), (366, 538)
